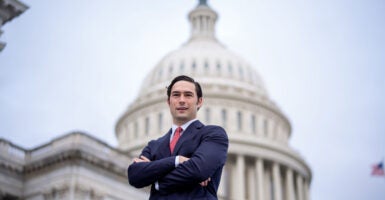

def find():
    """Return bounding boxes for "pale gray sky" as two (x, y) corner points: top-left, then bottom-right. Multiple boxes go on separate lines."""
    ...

(1, 0), (385, 199)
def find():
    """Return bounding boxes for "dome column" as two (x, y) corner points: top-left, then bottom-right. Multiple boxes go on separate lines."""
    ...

(272, 162), (283, 200)
(255, 158), (265, 200)
(233, 155), (246, 200)
(285, 168), (295, 200)
(247, 164), (256, 200)
(296, 174), (304, 200)
(304, 179), (310, 200)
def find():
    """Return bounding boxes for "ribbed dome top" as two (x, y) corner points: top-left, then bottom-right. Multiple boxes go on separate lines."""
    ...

(139, 2), (269, 101)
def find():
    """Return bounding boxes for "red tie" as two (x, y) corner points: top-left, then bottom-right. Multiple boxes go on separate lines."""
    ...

(170, 127), (182, 153)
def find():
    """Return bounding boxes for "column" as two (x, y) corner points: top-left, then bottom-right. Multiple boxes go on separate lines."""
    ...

(247, 166), (256, 200)
(209, 18), (214, 33)
(296, 174), (304, 200)
(272, 162), (282, 200)
(303, 179), (310, 200)
(255, 158), (264, 200)
(202, 15), (207, 33)
(234, 155), (246, 200)
(198, 16), (202, 32)
(217, 165), (227, 198)
(285, 168), (295, 200)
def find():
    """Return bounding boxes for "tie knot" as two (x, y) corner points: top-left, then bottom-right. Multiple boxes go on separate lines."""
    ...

(176, 127), (183, 134)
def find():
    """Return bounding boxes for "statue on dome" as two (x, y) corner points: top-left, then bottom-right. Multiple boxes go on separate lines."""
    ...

(199, 0), (207, 5)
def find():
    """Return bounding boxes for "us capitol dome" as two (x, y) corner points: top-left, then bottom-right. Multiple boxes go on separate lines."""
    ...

(116, 1), (312, 200)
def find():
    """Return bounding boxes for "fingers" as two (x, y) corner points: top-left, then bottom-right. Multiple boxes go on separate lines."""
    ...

(199, 177), (211, 187)
(133, 156), (151, 163)
(140, 155), (150, 162)
(200, 180), (208, 186)
(179, 156), (190, 163)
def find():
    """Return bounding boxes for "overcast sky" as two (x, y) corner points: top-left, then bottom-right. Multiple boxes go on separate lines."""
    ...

(1, 0), (385, 199)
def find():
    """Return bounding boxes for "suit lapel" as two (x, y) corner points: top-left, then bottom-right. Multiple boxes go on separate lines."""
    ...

(157, 129), (172, 158)
(172, 120), (204, 155)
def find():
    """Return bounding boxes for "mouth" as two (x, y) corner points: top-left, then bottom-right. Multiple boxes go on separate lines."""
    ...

(176, 107), (188, 111)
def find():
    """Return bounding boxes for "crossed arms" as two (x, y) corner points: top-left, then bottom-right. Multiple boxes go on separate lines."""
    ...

(127, 126), (228, 194)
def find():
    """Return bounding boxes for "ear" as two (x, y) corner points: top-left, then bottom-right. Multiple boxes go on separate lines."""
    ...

(197, 97), (203, 110)
(167, 99), (170, 106)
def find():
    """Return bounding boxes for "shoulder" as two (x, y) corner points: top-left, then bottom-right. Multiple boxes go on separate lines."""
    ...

(204, 124), (225, 131)
(192, 120), (226, 134)
(204, 125), (226, 133)
(202, 125), (228, 140)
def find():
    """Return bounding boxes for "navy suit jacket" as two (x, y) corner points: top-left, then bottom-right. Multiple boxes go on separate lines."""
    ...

(127, 120), (229, 200)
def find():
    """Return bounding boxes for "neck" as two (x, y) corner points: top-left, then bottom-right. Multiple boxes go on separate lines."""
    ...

(174, 118), (197, 127)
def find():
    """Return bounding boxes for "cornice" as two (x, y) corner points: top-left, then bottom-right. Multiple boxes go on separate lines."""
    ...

(1, 132), (130, 178)
(24, 148), (127, 177)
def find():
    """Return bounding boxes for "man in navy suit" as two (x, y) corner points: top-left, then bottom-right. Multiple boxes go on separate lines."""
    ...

(127, 75), (229, 200)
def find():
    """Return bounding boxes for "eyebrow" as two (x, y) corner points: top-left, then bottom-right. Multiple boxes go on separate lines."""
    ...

(171, 91), (194, 95)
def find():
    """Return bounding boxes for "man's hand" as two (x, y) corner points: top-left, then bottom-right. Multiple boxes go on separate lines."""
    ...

(133, 155), (150, 163)
(178, 156), (210, 187)
(200, 177), (211, 187)
(179, 155), (190, 163)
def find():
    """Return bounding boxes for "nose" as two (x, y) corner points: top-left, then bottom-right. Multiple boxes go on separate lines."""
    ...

(178, 95), (186, 104)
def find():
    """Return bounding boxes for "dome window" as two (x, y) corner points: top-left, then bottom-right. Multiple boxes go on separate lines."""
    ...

(180, 61), (185, 73)
(248, 68), (253, 82)
(158, 68), (163, 80)
(239, 65), (244, 79)
(192, 60), (197, 71)
(204, 60), (209, 71)
(158, 112), (163, 131)
(168, 64), (173, 74)
(251, 115), (256, 134)
(145, 117), (150, 136)
(263, 118), (268, 137)
(216, 62), (221, 72)
(134, 122), (138, 138)
(221, 109), (227, 128)
(205, 108), (211, 124)
(228, 63), (233, 74)
(237, 111), (243, 131)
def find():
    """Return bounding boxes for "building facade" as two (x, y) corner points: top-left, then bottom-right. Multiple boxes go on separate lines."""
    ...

(0, 133), (148, 200)
(0, 1), (311, 200)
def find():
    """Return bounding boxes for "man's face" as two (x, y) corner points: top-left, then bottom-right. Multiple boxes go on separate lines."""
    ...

(168, 80), (203, 126)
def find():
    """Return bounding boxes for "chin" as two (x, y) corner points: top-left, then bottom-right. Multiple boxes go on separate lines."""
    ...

(176, 116), (189, 122)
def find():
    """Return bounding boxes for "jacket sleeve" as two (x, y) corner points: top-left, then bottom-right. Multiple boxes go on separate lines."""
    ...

(157, 126), (229, 193)
(127, 140), (176, 188)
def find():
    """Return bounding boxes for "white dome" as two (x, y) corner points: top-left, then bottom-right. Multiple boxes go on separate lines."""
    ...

(117, 1), (291, 146)
(140, 38), (269, 99)
(135, 2), (278, 114)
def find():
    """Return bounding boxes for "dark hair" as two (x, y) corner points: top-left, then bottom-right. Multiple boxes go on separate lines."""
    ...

(167, 75), (203, 100)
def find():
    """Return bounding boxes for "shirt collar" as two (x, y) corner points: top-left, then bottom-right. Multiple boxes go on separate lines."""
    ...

(171, 119), (197, 135)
